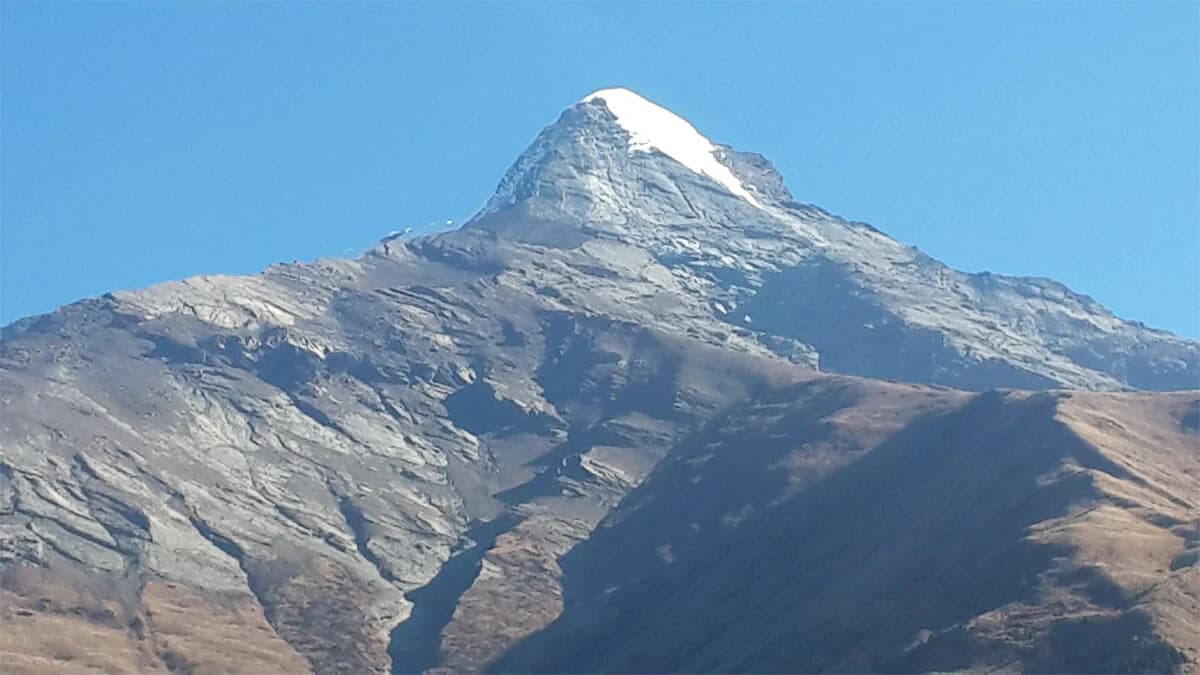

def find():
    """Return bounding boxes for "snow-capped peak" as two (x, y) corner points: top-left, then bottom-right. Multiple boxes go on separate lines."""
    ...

(581, 88), (763, 208)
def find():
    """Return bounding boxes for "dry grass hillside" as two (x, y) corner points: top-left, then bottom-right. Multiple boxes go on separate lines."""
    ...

(494, 386), (1200, 674)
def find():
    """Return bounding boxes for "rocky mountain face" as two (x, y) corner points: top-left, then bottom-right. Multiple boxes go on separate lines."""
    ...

(469, 89), (1198, 392)
(1, 88), (1197, 674)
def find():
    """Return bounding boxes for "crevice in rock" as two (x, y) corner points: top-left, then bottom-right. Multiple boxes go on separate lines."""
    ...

(287, 392), (359, 443)
(24, 510), (123, 553)
(373, 386), (415, 427)
(70, 455), (152, 553)
(187, 512), (246, 562)
(334, 492), (397, 583)
(388, 514), (520, 674)
(182, 507), (318, 673)
(38, 536), (90, 565)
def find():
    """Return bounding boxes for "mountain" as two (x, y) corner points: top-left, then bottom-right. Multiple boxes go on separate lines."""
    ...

(1, 88), (1196, 674)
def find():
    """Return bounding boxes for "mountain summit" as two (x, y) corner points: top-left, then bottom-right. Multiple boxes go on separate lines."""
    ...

(468, 88), (781, 243)
(577, 88), (765, 206)
(468, 87), (1197, 391)
(1, 89), (1197, 674)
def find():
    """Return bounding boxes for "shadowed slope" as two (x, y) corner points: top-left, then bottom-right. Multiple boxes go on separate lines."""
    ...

(495, 388), (1200, 673)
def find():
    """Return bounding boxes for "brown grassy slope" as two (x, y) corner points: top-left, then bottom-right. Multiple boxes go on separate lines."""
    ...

(0, 567), (311, 674)
(494, 388), (1200, 674)
(433, 515), (593, 674)
(1046, 392), (1199, 665)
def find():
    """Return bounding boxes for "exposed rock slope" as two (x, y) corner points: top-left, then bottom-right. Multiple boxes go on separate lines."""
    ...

(1, 88), (1196, 674)
(471, 90), (1198, 391)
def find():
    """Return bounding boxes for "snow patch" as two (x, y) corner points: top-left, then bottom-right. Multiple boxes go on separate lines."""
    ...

(583, 88), (764, 208)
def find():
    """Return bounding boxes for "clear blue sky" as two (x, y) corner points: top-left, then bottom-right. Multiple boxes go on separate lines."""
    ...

(3, 2), (1197, 336)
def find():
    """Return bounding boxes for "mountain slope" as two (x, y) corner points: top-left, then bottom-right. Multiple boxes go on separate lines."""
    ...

(0, 234), (808, 672)
(494, 387), (1200, 673)
(1, 88), (1197, 674)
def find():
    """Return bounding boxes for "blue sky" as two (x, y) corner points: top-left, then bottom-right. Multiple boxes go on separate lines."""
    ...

(2, 2), (1197, 337)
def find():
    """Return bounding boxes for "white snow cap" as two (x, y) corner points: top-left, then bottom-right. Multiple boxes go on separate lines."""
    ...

(582, 88), (763, 208)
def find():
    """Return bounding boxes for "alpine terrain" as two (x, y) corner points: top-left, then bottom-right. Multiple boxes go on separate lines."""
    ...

(1, 88), (1197, 674)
